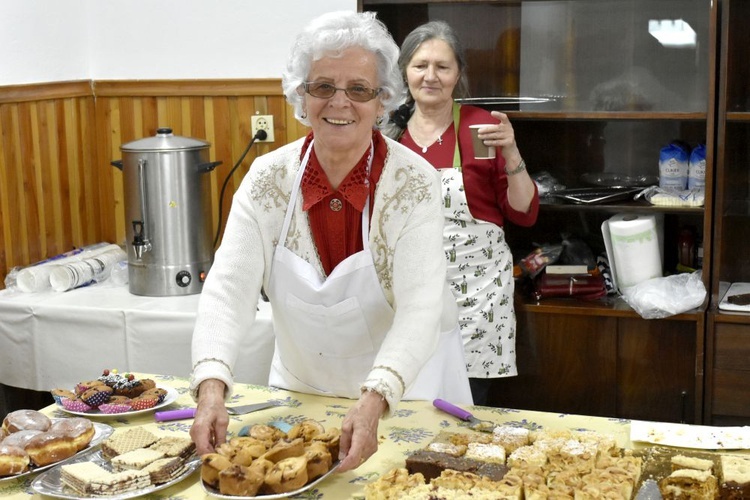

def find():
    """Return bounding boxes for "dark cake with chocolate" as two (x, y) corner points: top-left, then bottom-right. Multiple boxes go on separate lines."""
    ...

(405, 449), (508, 482)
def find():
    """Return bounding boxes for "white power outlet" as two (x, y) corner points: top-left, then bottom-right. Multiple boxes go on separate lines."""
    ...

(251, 114), (274, 142)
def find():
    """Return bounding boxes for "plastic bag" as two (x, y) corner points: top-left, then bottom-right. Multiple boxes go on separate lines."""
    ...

(621, 271), (706, 319)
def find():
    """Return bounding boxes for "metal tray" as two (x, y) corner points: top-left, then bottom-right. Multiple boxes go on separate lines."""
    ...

(0, 420), (113, 483)
(548, 186), (642, 205)
(31, 448), (200, 499)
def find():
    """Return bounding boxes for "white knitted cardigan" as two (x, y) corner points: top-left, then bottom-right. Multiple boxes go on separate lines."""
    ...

(190, 134), (450, 416)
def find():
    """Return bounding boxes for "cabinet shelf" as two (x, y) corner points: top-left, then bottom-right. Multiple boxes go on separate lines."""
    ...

(517, 294), (705, 319)
(539, 200), (705, 215)
(507, 111), (705, 121)
(726, 112), (750, 122)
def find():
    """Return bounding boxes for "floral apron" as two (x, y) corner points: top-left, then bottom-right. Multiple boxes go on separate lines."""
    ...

(442, 104), (517, 378)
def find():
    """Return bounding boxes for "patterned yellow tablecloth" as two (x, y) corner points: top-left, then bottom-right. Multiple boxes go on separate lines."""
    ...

(1, 373), (636, 499)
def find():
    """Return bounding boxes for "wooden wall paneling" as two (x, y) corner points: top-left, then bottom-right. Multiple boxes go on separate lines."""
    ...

(0, 79), (309, 285)
(19, 101), (42, 263)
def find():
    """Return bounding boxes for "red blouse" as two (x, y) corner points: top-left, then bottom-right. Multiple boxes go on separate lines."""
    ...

(300, 130), (386, 276)
(400, 104), (539, 228)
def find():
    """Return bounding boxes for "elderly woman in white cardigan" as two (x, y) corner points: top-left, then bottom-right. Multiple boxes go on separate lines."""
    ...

(189, 11), (471, 472)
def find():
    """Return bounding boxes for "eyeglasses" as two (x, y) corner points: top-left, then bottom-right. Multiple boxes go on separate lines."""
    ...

(301, 81), (382, 102)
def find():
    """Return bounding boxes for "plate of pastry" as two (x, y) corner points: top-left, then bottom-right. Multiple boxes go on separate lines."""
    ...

(202, 461), (340, 499)
(199, 419), (342, 498)
(51, 371), (178, 418)
(31, 447), (201, 499)
(0, 410), (113, 482)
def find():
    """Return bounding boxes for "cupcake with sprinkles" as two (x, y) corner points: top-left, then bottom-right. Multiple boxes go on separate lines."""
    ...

(97, 369), (153, 398)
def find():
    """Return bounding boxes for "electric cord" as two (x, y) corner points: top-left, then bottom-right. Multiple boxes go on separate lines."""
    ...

(213, 128), (268, 248)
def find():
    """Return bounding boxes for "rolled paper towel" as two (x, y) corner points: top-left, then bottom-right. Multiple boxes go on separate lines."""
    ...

(601, 213), (662, 291)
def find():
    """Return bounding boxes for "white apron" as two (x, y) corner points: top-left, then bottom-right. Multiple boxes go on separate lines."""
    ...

(441, 104), (517, 378)
(265, 140), (472, 403)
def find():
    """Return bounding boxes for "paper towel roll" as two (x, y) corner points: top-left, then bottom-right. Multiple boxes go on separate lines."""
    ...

(602, 213), (662, 291)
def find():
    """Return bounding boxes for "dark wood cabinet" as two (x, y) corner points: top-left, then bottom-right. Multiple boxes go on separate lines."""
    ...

(705, 0), (750, 425)
(362, 0), (717, 423)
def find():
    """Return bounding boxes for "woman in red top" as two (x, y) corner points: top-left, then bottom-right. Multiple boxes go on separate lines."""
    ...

(386, 20), (540, 405)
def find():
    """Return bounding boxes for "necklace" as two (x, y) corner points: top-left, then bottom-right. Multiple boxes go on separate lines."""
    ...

(408, 119), (451, 154)
(413, 134), (443, 153)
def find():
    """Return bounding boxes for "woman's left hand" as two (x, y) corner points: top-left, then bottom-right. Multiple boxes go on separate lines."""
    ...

(336, 390), (387, 472)
(477, 111), (522, 163)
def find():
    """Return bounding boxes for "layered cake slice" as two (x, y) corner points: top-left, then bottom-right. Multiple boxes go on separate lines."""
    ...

(148, 436), (195, 459)
(659, 468), (719, 499)
(110, 448), (165, 471)
(720, 454), (750, 499)
(101, 427), (159, 459)
(87, 469), (150, 495)
(60, 462), (111, 495)
(142, 456), (187, 484)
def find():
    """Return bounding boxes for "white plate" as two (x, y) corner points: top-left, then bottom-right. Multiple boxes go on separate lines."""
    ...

(31, 448), (200, 499)
(0, 421), (114, 483)
(631, 420), (750, 449)
(57, 385), (178, 418)
(202, 461), (340, 499)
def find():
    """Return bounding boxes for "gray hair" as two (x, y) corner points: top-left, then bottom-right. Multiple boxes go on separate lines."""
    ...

(282, 11), (405, 128)
(399, 20), (470, 102)
(384, 20), (470, 139)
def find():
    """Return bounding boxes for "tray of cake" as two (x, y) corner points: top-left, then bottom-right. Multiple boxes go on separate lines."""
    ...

(362, 424), (750, 499)
(31, 426), (199, 498)
(0, 409), (113, 481)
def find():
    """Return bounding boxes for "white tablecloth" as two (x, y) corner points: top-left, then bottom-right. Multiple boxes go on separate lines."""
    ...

(0, 284), (275, 391)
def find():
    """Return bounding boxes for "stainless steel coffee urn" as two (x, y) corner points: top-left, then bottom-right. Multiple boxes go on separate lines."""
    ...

(111, 128), (220, 296)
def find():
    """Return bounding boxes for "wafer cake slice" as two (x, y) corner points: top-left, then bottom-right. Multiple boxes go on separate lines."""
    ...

(60, 462), (111, 495)
(142, 456), (188, 484)
(101, 427), (159, 459)
(148, 436), (195, 459)
(110, 448), (165, 471)
(87, 469), (151, 495)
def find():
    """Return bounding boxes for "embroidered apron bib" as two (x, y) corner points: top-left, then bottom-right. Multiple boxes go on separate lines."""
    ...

(265, 140), (472, 402)
(442, 104), (518, 378)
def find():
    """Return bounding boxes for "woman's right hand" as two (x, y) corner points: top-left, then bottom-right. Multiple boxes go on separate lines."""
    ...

(189, 379), (230, 456)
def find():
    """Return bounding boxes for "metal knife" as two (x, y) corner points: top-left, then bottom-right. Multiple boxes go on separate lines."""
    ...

(155, 401), (279, 422)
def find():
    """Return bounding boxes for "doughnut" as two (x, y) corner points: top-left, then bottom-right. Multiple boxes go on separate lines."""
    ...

(25, 431), (77, 467)
(48, 418), (94, 451)
(201, 453), (233, 488)
(1, 429), (43, 450)
(263, 456), (309, 494)
(2, 410), (51, 433)
(0, 444), (30, 477)
(219, 463), (265, 496)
